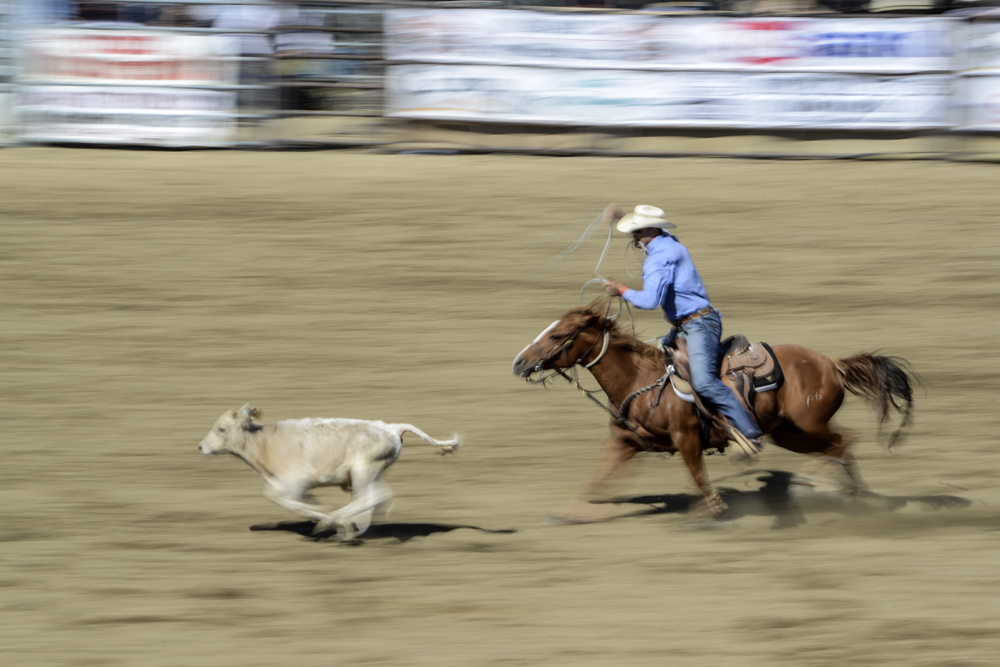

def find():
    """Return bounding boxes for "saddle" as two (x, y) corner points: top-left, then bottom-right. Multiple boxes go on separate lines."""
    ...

(666, 334), (784, 423)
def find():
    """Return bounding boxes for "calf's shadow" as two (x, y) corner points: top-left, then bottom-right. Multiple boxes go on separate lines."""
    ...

(250, 520), (516, 544)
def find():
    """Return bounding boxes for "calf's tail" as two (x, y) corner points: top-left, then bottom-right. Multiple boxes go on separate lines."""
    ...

(833, 353), (916, 449)
(393, 424), (461, 454)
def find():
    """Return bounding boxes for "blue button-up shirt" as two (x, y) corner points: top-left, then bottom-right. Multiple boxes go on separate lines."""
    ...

(621, 234), (712, 323)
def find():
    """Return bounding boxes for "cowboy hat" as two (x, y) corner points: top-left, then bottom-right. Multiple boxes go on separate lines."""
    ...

(616, 205), (676, 233)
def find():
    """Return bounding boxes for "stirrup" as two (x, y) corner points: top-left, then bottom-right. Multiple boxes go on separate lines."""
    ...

(727, 428), (763, 464)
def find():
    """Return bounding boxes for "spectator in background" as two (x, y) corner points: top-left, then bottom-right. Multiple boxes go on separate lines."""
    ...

(18, 0), (74, 24)
(76, 3), (122, 22)
(190, 4), (283, 112)
(146, 5), (201, 27)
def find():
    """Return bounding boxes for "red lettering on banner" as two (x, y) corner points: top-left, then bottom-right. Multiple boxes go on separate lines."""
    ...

(67, 35), (160, 55)
(728, 20), (805, 66)
(26, 52), (223, 83)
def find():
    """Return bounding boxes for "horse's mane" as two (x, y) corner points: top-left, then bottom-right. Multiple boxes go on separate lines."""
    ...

(570, 298), (664, 373)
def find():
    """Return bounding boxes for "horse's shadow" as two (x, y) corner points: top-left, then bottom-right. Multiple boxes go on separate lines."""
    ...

(250, 520), (516, 544)
(593, 470), (972, 529)
(250, 470), (971, 542)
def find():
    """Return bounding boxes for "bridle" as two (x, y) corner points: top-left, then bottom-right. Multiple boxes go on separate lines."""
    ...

(527, 325), (610, 376)
(524, 314), (667, 452)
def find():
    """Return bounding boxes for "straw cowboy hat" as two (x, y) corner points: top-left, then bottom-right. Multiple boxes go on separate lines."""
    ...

(616, 205), (676, 233)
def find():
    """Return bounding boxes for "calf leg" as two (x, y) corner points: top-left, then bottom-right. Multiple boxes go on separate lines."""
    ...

(263, 482), (328, 522)
(312, 465), (394, 538)
(339, 479), (394, 537)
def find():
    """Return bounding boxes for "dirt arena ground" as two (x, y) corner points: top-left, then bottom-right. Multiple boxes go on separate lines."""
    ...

(2, 147), (999, 666)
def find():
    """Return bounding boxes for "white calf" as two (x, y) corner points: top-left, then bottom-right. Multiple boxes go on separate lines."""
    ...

(197, 404), (460, 539)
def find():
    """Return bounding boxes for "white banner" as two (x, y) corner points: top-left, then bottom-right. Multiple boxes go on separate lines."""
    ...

(955, 73), (1000, 130)
(386, 65), (951, 130)
(16, 86), (236, 145)
(19, 28), (238, 86)
(15, 28), (239, 146)
(386, 10), (953, 74)
(950, 19), (1000, 130)
(956, 19), (1000, 72)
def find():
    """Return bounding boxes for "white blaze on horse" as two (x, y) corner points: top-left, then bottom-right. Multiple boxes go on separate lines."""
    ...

(512, 299), (915, 522)
(197, 404), (461, 539)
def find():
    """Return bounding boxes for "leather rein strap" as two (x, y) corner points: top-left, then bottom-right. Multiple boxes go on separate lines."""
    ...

(540, 327), (665, 450)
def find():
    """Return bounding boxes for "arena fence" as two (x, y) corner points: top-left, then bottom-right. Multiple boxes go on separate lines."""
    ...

(6, 2), (1000, 159)
(0, 3), (14, 143)
(11, 0), (279, 147)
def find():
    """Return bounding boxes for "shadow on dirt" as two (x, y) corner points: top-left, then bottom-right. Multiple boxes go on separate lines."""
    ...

(593, 470), (972, 530)
(250, 471), (972, 540)
(250, 520), (517, 544)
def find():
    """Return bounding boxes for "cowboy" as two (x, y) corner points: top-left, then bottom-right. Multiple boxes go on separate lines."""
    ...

(603, 205), (763, 461)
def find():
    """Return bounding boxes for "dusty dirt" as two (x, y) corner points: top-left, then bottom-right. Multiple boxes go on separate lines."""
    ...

(1, 147), (999, 667)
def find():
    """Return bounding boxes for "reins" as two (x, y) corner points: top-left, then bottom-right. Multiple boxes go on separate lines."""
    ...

(551, 362), (668, 452)
(534, 311), (667, 451)
(522, 204), (662, 446)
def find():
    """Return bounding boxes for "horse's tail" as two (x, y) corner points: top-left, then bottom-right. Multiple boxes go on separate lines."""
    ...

(833, 354), (916, 449)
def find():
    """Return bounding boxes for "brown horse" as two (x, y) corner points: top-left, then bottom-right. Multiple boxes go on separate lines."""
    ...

(511, 299), (915, 521)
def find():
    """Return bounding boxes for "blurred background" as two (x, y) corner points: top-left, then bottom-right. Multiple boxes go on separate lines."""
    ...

(5, 0), (1000, 156)
(4, 3), (1000, 667)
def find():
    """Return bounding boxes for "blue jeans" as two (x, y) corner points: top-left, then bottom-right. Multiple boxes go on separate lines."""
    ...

(672, 310), (763, 439)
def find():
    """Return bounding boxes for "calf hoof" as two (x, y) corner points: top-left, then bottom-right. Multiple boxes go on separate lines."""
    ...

(313, 517), (366, 542)
(311, 517), (340, 536)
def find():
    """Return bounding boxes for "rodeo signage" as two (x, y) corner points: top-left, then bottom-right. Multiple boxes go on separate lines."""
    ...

(385, 11), (953, 73)
(387, 65), (949, 130)
(385, 10), (955, 130)
(955, 19), (1000, 130)
(16, 28), (239, 146)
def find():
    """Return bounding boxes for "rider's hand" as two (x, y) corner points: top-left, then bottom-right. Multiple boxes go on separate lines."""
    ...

(601, 202), (621, 227)
(604, 280), (626, 297)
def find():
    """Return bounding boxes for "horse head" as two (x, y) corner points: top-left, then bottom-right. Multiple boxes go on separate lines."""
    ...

(512, 301), (610, 379)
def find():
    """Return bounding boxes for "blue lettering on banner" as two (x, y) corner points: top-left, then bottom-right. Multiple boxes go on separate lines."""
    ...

(811, 32), (909, 59)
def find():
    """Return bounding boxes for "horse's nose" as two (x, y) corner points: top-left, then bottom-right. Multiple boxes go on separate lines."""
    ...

(512, 354), (529, 376)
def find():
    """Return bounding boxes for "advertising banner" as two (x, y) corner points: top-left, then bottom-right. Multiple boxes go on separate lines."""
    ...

(955, 72), (1000, 130)
(15, 28), (239, 146)
(16, 86), (237, 145)
(956, 18), (1000, 72)
(954, 19), (1000, 130)
(386, 64), (951, 130)
(385, 10), (953, 74)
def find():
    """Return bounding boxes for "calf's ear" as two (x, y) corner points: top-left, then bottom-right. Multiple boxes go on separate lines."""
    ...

(239, 403), (262, 425)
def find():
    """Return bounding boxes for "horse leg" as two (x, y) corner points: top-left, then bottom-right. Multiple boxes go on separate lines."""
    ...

(675, 430), (727, 517)
(549, 428), (640, 524)
(771, 420), (866, 493)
